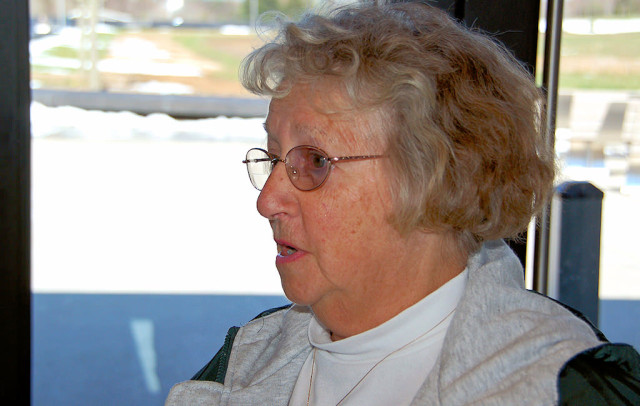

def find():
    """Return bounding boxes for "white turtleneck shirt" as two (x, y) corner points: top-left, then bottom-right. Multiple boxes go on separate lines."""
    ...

(288, 268), (468, 406)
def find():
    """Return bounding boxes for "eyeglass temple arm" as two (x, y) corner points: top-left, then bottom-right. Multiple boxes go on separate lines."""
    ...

(242, 157), (285, 164)
(242, 154), (383, 164)
(329, 155), (385, 163)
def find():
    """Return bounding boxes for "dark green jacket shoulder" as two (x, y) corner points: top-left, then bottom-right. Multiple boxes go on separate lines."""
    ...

(548, 293), (640, 405)
(558, 343), (640, 405)
(191, 305), (292, 384)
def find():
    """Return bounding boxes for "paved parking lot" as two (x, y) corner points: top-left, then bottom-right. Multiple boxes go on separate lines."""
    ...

(31, 293), (639, 405)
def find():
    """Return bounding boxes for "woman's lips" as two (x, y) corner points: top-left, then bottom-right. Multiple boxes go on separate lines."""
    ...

(275, 240), (306, 264)
(277, 243), (297, 256)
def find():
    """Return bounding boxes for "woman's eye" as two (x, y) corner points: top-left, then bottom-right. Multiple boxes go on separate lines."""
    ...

(310, 153), (327, 168)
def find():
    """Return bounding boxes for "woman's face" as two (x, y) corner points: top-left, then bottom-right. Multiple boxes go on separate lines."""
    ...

(257, 82), (434, 335)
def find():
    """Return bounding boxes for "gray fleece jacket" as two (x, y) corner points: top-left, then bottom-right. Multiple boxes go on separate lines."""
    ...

(166, 240), (639, 405)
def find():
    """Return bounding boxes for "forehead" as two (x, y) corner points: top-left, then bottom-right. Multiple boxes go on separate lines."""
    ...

(265, 82), (386, 151)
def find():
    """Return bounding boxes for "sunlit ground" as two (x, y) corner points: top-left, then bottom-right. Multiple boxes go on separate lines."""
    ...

(31, 117), (281, 295)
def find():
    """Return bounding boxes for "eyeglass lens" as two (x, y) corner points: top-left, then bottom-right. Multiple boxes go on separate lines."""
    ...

(245, 148), (274, 190)
(285, 147), (330, 190)
(244, 146), (331, 191)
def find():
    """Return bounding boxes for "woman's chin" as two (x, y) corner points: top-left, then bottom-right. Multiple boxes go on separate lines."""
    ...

(281, 288), (313, 306)
(279, 278), (317, 307)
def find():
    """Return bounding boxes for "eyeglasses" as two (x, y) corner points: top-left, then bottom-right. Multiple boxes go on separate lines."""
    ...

(242, 145), (384, 191)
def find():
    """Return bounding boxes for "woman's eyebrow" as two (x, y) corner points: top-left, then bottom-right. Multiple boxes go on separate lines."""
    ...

(294, 122), (325, 146)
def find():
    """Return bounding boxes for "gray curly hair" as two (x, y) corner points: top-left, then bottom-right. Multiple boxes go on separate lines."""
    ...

(241, 1), (555, 255)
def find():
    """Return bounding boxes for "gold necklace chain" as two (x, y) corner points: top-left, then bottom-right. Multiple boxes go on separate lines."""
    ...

(306, 348), (317, 406)
(306, 307), (456, 405)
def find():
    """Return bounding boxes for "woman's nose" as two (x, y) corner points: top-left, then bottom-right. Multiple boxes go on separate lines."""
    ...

(256, 161), (296, 220)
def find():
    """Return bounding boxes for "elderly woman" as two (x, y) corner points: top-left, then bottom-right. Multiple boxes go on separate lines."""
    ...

(167, 2), (640, 405)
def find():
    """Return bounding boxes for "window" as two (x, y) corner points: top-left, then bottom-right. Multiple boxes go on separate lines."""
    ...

(543, 0), (640, 348)
(29, 1), (319, 404)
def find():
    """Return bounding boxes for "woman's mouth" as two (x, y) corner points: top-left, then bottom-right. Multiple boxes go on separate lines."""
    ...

(277, 243), (298, 257)
(275, 240), (305, 264)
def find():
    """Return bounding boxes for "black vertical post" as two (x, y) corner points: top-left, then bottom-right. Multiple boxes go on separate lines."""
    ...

(462, 0), (541, 75)
(548, 182), (603, 326)
(0, 0), (31, 404)
(534, 0), (565, 295)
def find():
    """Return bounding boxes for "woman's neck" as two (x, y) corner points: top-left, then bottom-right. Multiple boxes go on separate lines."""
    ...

(314, 231), (467, 341)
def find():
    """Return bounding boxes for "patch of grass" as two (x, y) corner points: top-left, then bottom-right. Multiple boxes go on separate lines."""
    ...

(41, 33), (115, 60)
(32, 32), (117, 90)
(44, 45), (78, 59)
(171, 31), (255, 81)
(559, 73), (640, 90)
(562, 32), (640, 59)
(538, 31), (640, 90)
(31, 64), (78, 73)
(174, 28), (640, 91)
